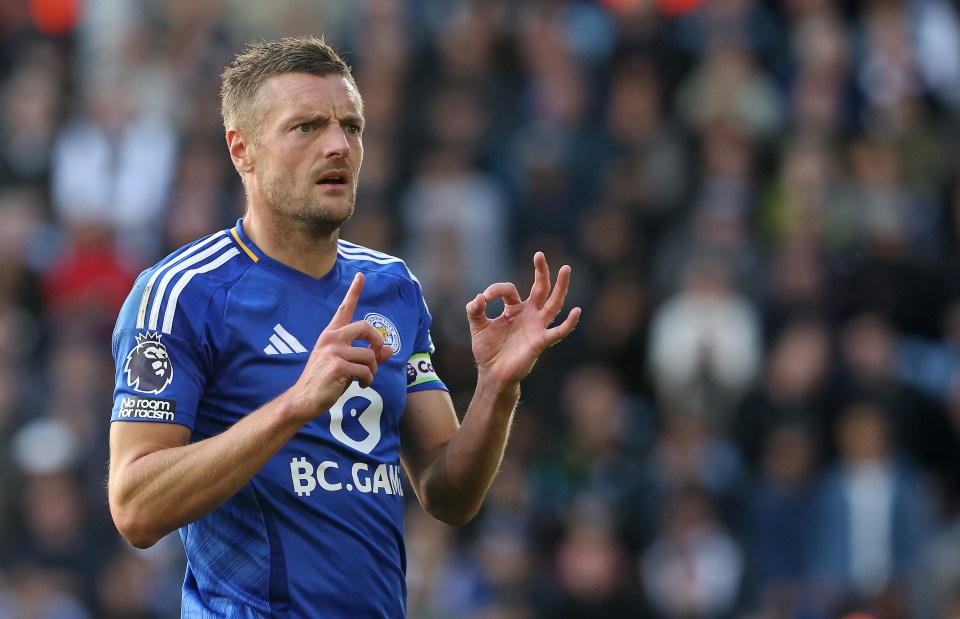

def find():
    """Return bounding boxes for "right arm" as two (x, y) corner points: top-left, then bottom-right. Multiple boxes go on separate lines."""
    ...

(109, 396), (306, 548)
(108, 273), (391, 548)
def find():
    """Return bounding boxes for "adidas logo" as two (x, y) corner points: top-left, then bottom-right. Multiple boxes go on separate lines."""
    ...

(264, 324), (308, 355)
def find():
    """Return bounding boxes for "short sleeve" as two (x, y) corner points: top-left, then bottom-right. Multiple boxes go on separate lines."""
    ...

(406, 271), (447, 394)
(110, 273), (210, 429)
(111, 328), (207, 429)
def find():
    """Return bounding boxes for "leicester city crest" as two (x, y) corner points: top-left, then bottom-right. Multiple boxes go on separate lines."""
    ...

(364, 312), (401, 355)
(124, 332), (174, 394)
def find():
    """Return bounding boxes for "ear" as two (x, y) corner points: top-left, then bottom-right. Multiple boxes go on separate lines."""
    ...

(226, 128), (255, 174)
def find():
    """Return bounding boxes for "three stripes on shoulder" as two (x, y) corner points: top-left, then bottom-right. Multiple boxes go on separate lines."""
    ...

(136, 230), (240, 336)
(135, 229), (413, 340)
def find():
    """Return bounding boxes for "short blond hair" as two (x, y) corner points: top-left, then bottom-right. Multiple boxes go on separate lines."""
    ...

(220, 36), (359, 135)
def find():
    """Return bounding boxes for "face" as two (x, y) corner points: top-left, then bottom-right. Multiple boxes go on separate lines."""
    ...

(246, 72), (364, 238)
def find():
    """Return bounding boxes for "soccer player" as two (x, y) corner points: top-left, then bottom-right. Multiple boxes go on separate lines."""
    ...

(107, 37), (580, 618)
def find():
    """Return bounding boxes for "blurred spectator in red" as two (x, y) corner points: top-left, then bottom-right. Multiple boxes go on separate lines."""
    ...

(41, 223), (138, 335)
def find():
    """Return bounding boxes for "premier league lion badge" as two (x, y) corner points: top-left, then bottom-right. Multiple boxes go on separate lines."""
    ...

(364, 313), (401, 355)
(124, 332), (174, 394)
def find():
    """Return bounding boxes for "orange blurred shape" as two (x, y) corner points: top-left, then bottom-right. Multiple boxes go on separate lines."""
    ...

(30, 0), (79, 36)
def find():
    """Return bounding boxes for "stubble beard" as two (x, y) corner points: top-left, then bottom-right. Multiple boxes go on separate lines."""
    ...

(261, 172), (357, 241)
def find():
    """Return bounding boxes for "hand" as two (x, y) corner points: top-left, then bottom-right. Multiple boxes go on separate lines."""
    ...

(466, 252), (581, 392)
(289, 273), (394, 421)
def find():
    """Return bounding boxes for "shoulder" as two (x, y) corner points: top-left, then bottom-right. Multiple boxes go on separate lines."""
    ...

(118, 229), (254, 339)
(336, 240), (421, 287)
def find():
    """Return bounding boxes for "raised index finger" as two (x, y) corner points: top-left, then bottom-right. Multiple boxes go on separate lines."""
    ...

(330, 273), (364, 329)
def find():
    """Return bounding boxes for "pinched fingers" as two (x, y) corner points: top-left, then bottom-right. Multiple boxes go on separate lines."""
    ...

(340, 319), (387, 350)
(315, 316), (383, 351)
(466, 294), (489, 332)
(313, 321), (393, 388)
(342, 320), (394, 382)
(375, 344), (395, 364)
(482, 282), (522, 305)
(340, 345), (380, 388)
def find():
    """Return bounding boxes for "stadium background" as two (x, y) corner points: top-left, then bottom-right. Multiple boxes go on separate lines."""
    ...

(3, 0), (960, 617)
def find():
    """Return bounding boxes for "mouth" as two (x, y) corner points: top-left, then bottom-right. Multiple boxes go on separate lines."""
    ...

(316, 170), (349, 186)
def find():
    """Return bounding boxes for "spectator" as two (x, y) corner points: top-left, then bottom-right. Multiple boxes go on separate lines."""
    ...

(641, 483), (745, 619)
(4, 1), (960, 617)
(732, 316), (834, 467)
(742, 422), (821, 617)
(807, 402), (935, 616)
(49, 74), (178, 264)
(648, 256), (762, 429)
(542, 499), (644, 619)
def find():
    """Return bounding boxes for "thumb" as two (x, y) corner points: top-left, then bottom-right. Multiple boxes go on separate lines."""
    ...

(376, 345), (394, 364)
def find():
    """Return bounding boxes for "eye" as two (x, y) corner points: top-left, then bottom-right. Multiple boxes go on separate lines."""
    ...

(297, 123), (312, 133)
(346, 124), (361, 135)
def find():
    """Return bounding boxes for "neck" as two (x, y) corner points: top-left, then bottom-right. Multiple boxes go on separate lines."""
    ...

(243, 209), (339, 279)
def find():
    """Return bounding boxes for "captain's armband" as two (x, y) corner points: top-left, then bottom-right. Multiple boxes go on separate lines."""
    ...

(406, 353), (442, 389)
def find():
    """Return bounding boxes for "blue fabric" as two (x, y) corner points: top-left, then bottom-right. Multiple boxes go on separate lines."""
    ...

(112, 220), (447, 618)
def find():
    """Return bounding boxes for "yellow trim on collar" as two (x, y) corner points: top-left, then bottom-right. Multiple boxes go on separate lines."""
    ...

(231, 227), (259, 262)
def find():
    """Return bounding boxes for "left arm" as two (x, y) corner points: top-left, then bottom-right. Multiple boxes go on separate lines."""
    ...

(400, 252), (580, 526)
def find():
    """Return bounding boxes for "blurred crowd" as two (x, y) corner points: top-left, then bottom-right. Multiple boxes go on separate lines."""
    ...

(3, 0), (960, 617)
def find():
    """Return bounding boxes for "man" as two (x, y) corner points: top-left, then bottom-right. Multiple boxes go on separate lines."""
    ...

(107, 37), (580, 618)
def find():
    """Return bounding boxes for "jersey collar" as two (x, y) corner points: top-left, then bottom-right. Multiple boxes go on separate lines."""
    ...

(232, 218), (343, 298)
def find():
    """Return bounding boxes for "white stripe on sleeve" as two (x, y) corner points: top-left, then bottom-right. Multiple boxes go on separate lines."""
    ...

(136, 231), (227, 329)
(160, 248), (240, 334)
(148, 238), (233, 331)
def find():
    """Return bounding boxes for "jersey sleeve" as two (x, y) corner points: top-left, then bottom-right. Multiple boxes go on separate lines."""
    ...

(110, 277), (210, 430)
(406, 270), (447, 394)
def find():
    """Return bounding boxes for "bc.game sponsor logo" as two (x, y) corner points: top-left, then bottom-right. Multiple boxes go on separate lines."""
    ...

(118, 396), (176, 421)
(290, 456), (404, 497)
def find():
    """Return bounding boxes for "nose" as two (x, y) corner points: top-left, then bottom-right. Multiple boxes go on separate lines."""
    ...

(322, 125), (350, 159)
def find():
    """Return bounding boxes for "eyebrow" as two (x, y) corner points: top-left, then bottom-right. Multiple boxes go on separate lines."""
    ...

(285, 111), (365, 127)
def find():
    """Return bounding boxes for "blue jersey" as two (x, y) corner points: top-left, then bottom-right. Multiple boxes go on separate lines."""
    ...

(111, 220), (447, 618)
